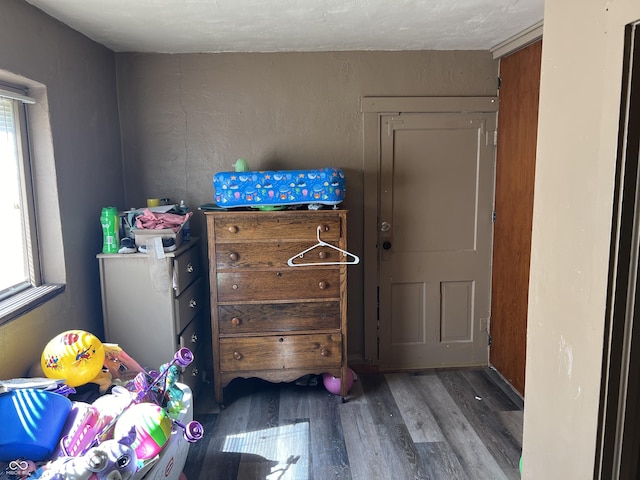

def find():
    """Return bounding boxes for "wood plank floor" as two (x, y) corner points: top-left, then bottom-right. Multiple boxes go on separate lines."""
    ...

(184, 368), (523, 480)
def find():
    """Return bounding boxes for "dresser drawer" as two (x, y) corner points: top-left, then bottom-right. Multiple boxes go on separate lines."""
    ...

(173, 245), (201, 296)
(218, 301), (341, 334)
(219, 333), (342, 372)
(180, 313), (203, 353)
(213, 213), (342, 243)
(174, 276), (204, 334)
(216, 242), (347, 269)
(217, 269), (340, 302)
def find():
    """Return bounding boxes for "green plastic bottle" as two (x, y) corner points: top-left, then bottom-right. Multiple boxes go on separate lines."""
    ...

(101, 206), (120, 253)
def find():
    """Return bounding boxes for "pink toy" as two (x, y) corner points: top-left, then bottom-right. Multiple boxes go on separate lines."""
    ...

(91, 386), (136, 435)
(54, 402), (103, 458)
(322, 368), (356, 395)
(102, 343), (146, 383)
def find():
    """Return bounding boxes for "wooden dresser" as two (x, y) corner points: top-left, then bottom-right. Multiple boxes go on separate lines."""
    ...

(205, 209), (349, 405)
(98, 239), (204, 396)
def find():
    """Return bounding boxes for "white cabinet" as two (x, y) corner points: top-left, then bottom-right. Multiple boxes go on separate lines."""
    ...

(97, 238), (204, 395)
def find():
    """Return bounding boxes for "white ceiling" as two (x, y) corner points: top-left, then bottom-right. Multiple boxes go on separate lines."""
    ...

(24, 0), (544, 54)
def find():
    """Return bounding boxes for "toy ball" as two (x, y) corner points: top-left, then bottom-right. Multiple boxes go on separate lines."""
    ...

(322, 368), (356, 395)
(114, 403), (172, 460)
(41, 330), (105, 387)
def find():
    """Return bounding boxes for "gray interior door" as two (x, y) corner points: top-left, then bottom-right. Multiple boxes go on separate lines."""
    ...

(378, 110), (496, 369)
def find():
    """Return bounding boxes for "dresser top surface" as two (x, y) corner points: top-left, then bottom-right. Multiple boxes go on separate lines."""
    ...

(96, 236), (199, 259)
(203, 208), (347, 215)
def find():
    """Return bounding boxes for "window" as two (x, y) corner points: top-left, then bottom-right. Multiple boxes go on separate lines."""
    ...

(0, 83), (63, 324)
(1, 90), (36, 297)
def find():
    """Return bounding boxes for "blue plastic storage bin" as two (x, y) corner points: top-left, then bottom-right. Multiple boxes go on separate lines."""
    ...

(0, 388), (71, 461)
(213, 167), (346, 208)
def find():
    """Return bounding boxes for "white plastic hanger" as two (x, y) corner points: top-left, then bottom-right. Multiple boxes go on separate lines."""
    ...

(287, 226), (360, 267)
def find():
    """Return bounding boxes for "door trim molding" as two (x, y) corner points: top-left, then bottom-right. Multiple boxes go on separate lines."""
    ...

(361, 96), (498, 114)
(490, 21), (544, 59)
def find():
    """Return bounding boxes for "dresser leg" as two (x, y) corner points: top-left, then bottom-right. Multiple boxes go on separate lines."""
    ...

(215, 382), (224, 407)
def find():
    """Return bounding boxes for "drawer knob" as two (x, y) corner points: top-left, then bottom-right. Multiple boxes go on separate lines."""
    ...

(321, 348), (329, 356)
(279, 337), (284, 343)
(232, 284), (239, 290)
(229, 252), (239, 261)
(318, 281), (327, 290)
(231, 317), (241, 325)
(186, 263), (194, 273)
(318, 250), (327, 259)
(189, 299), (197, 308)
(191, 333), (198, 343)
(233, 351), (243, 360)
(319, 224), (329, 232)
(228, 225), (238, 234)
(192, 368), (199, 377)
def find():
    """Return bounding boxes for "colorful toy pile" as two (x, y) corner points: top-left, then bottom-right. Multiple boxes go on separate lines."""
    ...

(0, 330), (203, 480)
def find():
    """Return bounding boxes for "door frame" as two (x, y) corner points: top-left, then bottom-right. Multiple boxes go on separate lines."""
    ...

(489, 39), (542, 396)
(361, 97), (499, 366)
(596, 21), (640, 479)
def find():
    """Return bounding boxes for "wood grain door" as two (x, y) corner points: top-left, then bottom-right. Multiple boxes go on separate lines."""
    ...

(377, 109), (497, 370)
(489, 40), (542, 396)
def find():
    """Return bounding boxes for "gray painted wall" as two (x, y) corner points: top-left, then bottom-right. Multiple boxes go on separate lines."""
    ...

(115, 51), (498, 360)
(0, 0), (498, 375)
(0, 0), (123, 377)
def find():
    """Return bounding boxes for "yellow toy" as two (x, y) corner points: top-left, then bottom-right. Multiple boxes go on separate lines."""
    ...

(41, 330), (106, 387)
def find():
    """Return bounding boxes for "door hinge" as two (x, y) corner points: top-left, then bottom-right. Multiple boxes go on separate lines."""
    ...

(485, 129), (498, 146)
(488, 334), (492, 346)
(480, 317), (489, 332)
(492, 210), (496, 223)
(497, 76), (502, 90)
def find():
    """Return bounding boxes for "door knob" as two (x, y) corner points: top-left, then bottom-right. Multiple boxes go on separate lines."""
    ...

(380, 221), (391, 232)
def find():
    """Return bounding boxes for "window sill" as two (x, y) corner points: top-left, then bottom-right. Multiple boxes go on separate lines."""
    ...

(0, 284), (65, 326)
